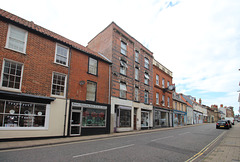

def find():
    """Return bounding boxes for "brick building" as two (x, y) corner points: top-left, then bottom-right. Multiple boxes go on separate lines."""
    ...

(88, 22), (154, 132)
(152, 59), (174, 128)
(0, 9), (111, 139)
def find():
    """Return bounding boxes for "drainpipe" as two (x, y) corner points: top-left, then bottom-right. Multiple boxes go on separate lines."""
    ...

(63, 45), (72, 137)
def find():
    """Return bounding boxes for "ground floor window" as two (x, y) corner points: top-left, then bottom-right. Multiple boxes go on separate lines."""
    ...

(154, 110), (169, 127)
(82, 108), (106, 127)
(0, 99), (47, 128)
(116, 108), (131, 127)
(141, 111), (149, 127)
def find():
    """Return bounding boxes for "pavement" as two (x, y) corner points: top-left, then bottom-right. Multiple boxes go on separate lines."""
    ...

(0, 123), (239, 162)
(202, 122), (240, 162)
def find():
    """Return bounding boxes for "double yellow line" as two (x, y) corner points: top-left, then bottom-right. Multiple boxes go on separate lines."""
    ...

(185, 131), (226, 162)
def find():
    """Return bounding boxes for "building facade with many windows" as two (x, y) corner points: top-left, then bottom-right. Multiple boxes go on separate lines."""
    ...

(152, 59), (173, 128)
(0, 9), (111, 139)
(88, 22), (154, 132)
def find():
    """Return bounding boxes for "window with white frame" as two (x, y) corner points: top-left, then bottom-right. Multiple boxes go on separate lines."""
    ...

(156, 93), (159, 104)
(121, 41), (127, 55)
(6, 25), (28, 53)
(135, 67), (139, 80)
(168, 97), (170, 107)
(55, 44), (69, 66)
(162, 95), (165, 106)
(162, 78), (165, 88)
(0, 99), (48, 128)
(51, 72), (66, 97)
(144, 58), (149, 69)
(156, 74), (159, 85)
(135, 50), (139, 62)
(120, 82), (127, 98)
(144, 72), (149, 85)
(144, 91), (149, 104)
(120, 60), (127, 75)
(86, 81), (97, 101)
(134, 87), (139, 101)
(1, 60), (23, 90)
(88, 57), (98, 75)
(167, 81), (170, 87)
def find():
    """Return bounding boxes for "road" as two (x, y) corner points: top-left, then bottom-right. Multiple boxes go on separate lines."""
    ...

(0, 123), (227, 162)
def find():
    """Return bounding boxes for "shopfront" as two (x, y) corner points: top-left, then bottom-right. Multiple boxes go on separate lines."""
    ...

(173, 110), (186, 127)
(69, 101), (110, 136)
(115, 105), (132, 131)
(153, 107), (170, 128)
(141, 110), (149, 128)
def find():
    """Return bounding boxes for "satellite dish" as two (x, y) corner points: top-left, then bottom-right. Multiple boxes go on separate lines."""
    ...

(79, 81), (85, 85)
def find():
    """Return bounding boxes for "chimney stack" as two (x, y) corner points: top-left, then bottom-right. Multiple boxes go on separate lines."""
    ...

(199, 98), (202, 105)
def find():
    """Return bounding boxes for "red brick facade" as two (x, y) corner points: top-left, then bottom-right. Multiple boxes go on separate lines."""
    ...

(88, 22), (153, 104)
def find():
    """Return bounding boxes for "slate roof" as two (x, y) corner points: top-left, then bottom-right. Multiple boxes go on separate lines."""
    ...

(0, 9), (111, 64)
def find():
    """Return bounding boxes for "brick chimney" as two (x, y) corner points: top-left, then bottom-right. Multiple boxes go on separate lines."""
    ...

(199, 98), (202, 105)
(220, 104), (223, 108)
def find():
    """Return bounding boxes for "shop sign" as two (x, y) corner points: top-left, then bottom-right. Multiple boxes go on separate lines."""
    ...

(72, 102), (107, 110)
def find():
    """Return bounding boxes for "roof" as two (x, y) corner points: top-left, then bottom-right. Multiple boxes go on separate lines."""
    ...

(180, 95), (192, 108)
(0, 9), (111, 64)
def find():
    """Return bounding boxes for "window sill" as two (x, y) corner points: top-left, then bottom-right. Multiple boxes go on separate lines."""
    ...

(5, 47), (26, 55)
(0, 87), (21, 93)
(87, 72), (98, 77)
(51, 94), (66, 99)
(54, 62), (69, 68)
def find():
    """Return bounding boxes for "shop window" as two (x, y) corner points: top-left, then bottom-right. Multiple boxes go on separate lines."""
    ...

(0, 100), (47, 128)
(82, 108), (106, 127)
(117, 108), (131, 127)
(121, 41), (127, 55)
(1, 59), (23, 90)
(88, 57), (98, 75)
(51, 72), (66, 97)
(55, 44), (69, 66)
(6, 25), (28, 53)
(86, 81), (97, 101)
(141, 111), (149, 127)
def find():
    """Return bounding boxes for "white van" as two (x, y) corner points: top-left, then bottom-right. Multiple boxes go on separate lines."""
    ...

(225, 117), (234, 125)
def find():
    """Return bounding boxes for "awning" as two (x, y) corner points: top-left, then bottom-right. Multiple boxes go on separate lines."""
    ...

(0, 90), (55, 104)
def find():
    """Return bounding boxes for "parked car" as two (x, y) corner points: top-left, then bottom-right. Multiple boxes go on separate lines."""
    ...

(216, 120), (230, 129)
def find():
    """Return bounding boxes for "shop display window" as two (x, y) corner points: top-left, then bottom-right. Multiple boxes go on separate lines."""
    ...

(0, 100), (47, 128)
(141, 111), (149, 127)
(82, 108), (106, 127)
(117, 109), (131, 127)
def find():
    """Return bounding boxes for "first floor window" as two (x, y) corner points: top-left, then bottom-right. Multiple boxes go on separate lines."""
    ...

(86, 81), (97, 101)
(120, 82), (127, 98)
(134, 87), (139, 101)
(1, 60), (23, 90)
(117, 108), (131, 127)
(156, 93), (159, 104)
(51, 72), (66, 97)
(162, 95), (165, 106)
(144, 91), (149, 104)
(167, 97), (170, 107)
(0, 100), (47, 128)
(82, 108), (106, 127)
(144, 72), (149, 85)
(120, 60), (127, 75)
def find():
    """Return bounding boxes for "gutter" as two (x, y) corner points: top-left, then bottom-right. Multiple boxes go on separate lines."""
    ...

(63, 45), (72, 136)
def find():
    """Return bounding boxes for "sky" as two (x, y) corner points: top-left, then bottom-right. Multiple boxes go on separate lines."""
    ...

(1, 0), (240, 115)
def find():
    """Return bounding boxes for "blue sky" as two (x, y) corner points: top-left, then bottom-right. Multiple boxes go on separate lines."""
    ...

(1, 0), (240, 114)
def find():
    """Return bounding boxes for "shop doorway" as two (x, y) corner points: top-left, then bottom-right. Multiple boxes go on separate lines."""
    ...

(70, 107), (82, 136)
(134, 108), (137, 130)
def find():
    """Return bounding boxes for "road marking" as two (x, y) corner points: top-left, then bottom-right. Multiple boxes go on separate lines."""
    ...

(73, 144), (135, 158)
(185, 131), (226, 162)
(151, 136), (174, 142)
(179, 132), (190, 136)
